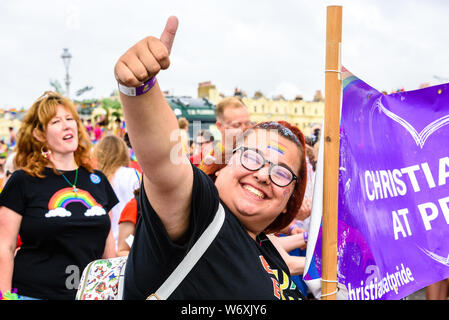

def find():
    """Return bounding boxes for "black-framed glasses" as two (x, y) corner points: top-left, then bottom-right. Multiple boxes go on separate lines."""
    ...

(233, 146), (297, 187)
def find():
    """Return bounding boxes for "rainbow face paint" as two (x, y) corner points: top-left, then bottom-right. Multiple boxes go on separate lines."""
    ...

(267, 141), (287, 155)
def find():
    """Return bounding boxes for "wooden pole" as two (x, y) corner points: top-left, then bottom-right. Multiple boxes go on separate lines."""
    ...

(321, 5), (342, 300)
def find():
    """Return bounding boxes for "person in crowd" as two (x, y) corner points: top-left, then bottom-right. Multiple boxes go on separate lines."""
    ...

(114, 16), (307, 299)
(189, 129), (214, 167)
(426, 280), (448, 300)
(116, 187), (141, 257)
(215, 97), (252, 153)
(114, 118), (126, 138)
(8, 127), (16, 148)
(198, 97), (251, 171)
(0, 91), (118, 300)
(0, 152), (7, 192)
(273, 140), (317, 297)
(123, 132), (142, 173)
(1, 152), (21, 253)
(84, 118), (94, 141)
(2, 152), (16, 190)
(93, 134), (141, 250)
(281, 143), (316, 235)
(93, 120), (104, 143)
(0, 139), (8, 153)
(310, 125), (321, 163)
(188, 139), (194, 157)
(177, 117), (190, 155)
(305, 143), (317, 172)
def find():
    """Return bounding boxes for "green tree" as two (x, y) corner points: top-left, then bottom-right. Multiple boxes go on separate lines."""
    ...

(102, 98), (122, 119)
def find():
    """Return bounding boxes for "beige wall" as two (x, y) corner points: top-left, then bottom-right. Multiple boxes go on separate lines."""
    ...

(198, 84), (324, 136)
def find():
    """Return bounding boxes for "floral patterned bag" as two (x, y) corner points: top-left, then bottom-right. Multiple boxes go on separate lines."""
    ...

(76, 256), (128, 300)
(76, 203), (225, 300)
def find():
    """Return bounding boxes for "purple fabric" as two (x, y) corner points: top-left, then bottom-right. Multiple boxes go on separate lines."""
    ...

(309, 70), (449, 300)
(135, 76), (157, 95)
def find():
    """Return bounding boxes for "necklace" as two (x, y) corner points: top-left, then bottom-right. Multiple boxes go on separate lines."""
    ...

(57, 168), (79, 194)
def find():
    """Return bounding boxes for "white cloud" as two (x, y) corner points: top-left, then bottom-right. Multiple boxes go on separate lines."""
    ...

(84, 206), (106, 217)
(45, 207), (71, 218)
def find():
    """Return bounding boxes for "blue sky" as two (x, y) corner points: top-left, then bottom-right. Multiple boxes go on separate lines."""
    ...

(1, 0), (448, 108)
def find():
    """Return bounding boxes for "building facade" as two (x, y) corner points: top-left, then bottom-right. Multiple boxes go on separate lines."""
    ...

(198, 82), (324, 136)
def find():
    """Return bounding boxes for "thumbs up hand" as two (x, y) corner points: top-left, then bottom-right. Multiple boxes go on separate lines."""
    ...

(114, 16), (179, 87)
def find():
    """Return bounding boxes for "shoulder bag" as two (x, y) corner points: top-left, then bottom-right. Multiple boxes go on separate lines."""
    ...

(76, 203), (225, 300)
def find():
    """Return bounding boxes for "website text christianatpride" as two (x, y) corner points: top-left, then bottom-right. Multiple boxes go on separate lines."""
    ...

(347, 264), (415, 300)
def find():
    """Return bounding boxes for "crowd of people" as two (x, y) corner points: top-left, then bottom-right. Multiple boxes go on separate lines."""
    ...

(0, 86), (318, 300)
(0, 16), (442, 301)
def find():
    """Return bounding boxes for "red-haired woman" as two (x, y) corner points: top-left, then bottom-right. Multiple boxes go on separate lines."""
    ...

(0, 91), (118, 300)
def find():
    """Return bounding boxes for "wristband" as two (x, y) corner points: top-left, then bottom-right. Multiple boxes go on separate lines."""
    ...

(303, 231), (309, 242)
(118, 76), (157, 96)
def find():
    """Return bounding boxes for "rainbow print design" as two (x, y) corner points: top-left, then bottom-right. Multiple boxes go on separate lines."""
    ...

(129, 148), (137, 162)
(46, 187), (105, 218)
(267, 141), (287, 155)
(342, 66), (364, 97)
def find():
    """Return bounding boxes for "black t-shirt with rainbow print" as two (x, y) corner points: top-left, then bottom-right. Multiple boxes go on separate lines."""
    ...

(0, 167), (118, 300)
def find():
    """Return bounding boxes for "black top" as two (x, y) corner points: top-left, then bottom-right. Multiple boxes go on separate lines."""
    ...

(0, 167), (118, 299)
(124, 165), (304, 300)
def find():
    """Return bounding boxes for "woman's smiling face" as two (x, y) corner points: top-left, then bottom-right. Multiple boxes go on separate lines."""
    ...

(215, 128), (301, 239)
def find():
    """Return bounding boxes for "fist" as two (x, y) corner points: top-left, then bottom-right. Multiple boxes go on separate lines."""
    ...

(114, 16), (179, 87)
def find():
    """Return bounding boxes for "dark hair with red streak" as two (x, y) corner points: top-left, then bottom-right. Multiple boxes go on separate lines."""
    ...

(202, 120), (307, 234)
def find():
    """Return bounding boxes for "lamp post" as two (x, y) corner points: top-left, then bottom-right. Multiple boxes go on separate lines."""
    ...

(61, 48), (72, 98)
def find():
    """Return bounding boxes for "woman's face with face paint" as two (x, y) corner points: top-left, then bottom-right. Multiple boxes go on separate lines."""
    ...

(214, 128), (301, 239)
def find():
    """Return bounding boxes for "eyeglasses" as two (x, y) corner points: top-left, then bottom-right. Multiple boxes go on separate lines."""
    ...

(233, 147), (297, 187)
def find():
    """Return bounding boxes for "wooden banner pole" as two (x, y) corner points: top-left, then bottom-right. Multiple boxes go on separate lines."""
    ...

(321, 5), (342, 300)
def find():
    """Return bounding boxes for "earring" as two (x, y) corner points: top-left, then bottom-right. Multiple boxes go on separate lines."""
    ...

(41, 146), (51, 160)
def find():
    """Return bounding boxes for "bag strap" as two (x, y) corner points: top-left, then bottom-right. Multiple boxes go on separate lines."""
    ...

(146, 203), (225, 300)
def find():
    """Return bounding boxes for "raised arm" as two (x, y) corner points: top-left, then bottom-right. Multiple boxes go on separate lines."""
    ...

(114, 17), (193, 241)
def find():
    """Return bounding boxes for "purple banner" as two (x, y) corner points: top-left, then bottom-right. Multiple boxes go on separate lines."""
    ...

(336, 68), (449, 299)
(305, 68), (449, 300)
